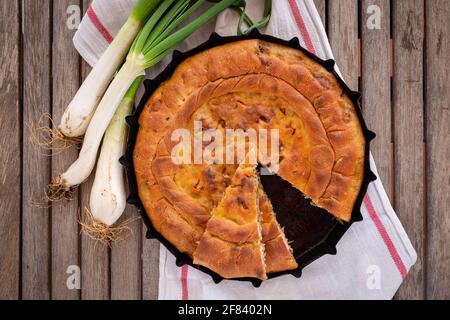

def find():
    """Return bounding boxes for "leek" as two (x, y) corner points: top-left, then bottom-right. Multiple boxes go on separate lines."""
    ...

(90, 77), (142, 226)
(81, 77), (143, 244)
(46, 0), (239, 201)
(207, 0), (272, 35)
(59, 0), (163, 137)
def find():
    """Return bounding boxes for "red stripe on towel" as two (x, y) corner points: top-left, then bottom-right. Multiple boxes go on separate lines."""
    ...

(181, 265), (189, 300)
(176, 0), (409, 297)
(288, 0), (408, 280)
(87, 6), (113, 44)
(364, 196), (408, 279)
(288, 0), (316, 54)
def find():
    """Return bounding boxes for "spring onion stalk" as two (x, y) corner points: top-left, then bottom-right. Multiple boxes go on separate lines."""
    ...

(207, 0), (272, 35)
(58, 0), (163, 138)
(46, 0), (239, 201)
(90, 77), (142, 226)
(81, 77), (143, 244)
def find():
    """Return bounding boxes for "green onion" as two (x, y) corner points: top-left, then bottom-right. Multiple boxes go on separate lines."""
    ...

(236, 0), (271, 35)
(207, 0), (272, 35)
(82, 76), (143, 244)
(47, 0), (239, 201)
(58, 0), (163, 138)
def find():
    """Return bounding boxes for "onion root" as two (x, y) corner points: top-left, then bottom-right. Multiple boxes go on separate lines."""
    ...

(79, 208), (139, 246)
(45, 176), (76, 202)
(28, 113), (82, 155)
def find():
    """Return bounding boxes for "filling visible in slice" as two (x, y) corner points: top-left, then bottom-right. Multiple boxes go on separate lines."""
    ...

(193, 155), (267, 280)
(258, 184), (298, 274)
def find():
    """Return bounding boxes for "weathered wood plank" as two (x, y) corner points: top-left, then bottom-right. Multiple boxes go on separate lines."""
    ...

(51, 0), (81, 300)
(80, 172), (110, 300)
(21, 0), (52, 299)
(425, 0), (450, 300)
(79, 157), (111, 299)
(110, 210), (142, 300)
(0, 0), (21, 300)
(392, 0), (425, 300)
(142, 230), (160, 300)
(80, 0), (110, 300)
(77, 0), (145, 297)
(11, 0), (450, 301)
(313, 0), (326, 26)
(361, 0), (393, 201)
(327, 0), (359, 90)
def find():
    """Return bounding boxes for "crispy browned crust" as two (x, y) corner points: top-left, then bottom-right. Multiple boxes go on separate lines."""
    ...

(193, 233), (267, 280)
(258, 187), (298, 273)
(134, 40), (365, 266)
(193, 161), (267, 280)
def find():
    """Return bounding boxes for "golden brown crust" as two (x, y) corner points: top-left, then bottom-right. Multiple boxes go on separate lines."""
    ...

(193, 161), (267, 280)
(264, 236), (298, 274)
(134, 39), (366, 275)
(193, 233), (267, 280)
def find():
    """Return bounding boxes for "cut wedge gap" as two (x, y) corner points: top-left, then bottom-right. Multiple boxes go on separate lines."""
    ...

(257, 182), (298, 274)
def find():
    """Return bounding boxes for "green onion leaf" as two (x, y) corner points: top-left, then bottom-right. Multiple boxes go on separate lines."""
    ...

(130, 0), (165, 23)
(237, 0), (271, 35)
(144, 0), (193, 49)
(132, 0), (176, 55)
(144, 0), (238, 66)
(206, 0), (272, 35)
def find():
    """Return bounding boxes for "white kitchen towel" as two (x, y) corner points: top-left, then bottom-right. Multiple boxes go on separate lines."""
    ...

(74, 0), (417, 300)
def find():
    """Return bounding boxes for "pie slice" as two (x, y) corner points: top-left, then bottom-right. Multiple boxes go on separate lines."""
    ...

(193, 157), (267, 280)
(258, 185), (298, 273)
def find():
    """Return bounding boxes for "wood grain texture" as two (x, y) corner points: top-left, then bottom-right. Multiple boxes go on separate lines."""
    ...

(142, 233), (160, 300)
(80, 174), (110, 300)
(110, 209), (142, 300)
(327, 0), (359, 90)
(50, 0), (81, 300)
(0, 0), (21, 300)
(425, 0), (450, 300)
(21, 0), (52, 300)
(3, 0), (449, 300)
(313, 0), (326, 26)
(79, 0), (110, 301)
(392, 0), (425, 300)
(361, 0), (393, 200)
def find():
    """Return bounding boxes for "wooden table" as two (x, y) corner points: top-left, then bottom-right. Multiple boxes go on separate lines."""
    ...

(1, 0), (449, 300)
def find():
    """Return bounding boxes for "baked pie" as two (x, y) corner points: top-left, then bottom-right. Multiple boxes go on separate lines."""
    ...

(193, 157), (267, 280)
(134, 39), (366, 279)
